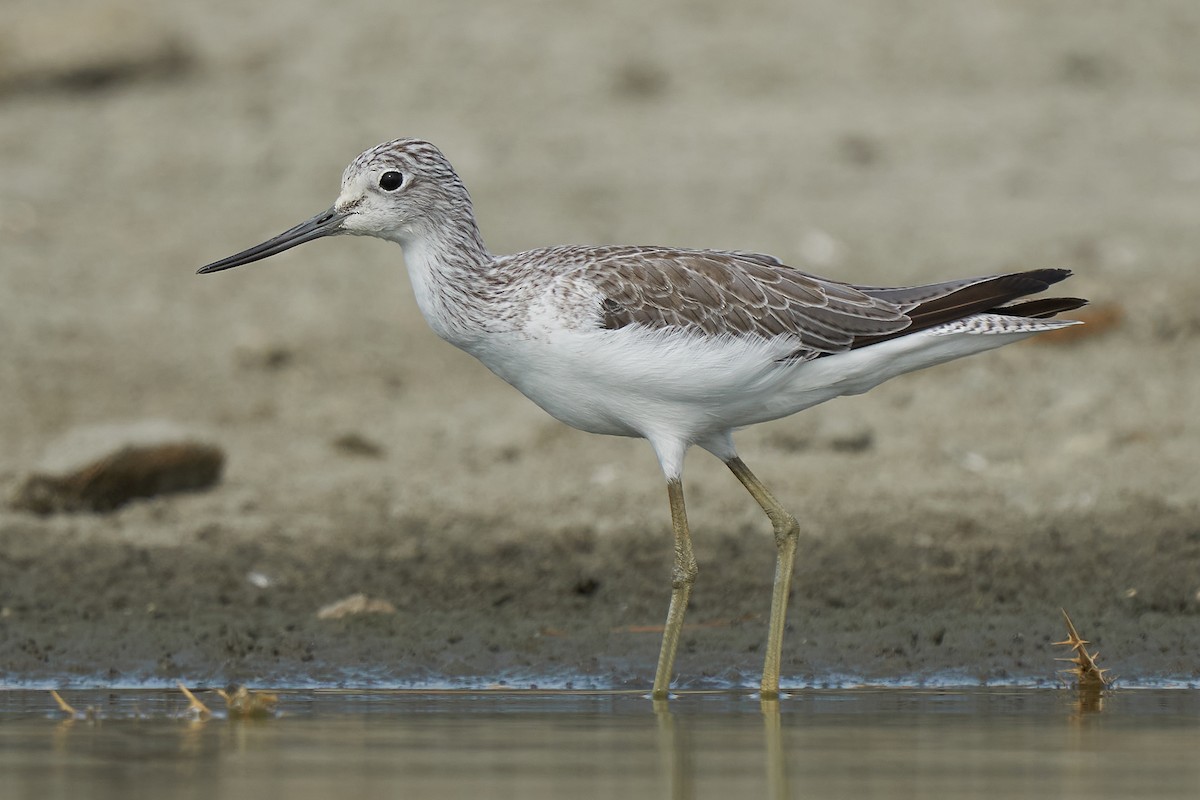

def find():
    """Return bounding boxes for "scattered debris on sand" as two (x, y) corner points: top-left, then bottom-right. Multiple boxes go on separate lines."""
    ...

(316, 593), (398, 620)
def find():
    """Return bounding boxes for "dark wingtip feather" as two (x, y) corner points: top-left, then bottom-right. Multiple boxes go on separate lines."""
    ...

(997, 297), (1089, 319)
(1024, 267), (1072, 286)
(848, 268), (1084, 350)
(989, 268), (1072, 298)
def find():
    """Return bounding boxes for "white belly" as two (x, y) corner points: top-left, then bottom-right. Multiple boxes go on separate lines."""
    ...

(462, 316), (1059, 445)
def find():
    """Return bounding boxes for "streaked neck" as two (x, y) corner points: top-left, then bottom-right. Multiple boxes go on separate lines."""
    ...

(395, 215), (497, 346)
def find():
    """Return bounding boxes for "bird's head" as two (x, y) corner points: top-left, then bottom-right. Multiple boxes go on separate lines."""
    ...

(197, 138), (474, 274)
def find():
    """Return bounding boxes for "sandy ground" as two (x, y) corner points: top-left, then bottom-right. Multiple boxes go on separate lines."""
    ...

(1, 0), (1197, 690)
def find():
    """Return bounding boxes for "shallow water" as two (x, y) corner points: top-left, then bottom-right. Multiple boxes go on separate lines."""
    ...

(1, 688), (1196, 799)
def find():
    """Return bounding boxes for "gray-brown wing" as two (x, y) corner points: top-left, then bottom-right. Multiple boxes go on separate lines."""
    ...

(589, 248), (911, 355)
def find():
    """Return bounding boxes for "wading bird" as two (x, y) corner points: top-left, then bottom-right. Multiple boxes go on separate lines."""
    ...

(199, 139), (1084, 699)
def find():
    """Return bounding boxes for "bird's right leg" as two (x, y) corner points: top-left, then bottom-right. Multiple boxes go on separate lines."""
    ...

(652, 478), (698, 700)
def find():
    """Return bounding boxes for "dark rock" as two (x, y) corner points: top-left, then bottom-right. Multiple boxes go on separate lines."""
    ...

(11, 421), (224, 514)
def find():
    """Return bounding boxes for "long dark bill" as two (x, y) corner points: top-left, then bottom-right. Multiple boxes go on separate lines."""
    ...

(196, 206), (348, 274)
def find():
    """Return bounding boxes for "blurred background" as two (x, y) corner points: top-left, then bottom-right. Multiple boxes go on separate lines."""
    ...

(0, 0), (1196, 685)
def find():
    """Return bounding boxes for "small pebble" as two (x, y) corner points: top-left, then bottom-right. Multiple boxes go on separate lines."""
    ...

(316, 593), (398, 620)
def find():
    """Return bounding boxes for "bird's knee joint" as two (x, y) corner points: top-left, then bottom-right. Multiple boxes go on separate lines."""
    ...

(672, 558), (698, 589)
(770, 512), (799, 548)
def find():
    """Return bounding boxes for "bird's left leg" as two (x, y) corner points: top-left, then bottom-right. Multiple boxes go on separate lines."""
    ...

(725, 456), (800, 699)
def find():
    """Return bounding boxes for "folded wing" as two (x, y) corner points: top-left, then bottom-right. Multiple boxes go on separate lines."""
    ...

(591, 248), (1084, 361)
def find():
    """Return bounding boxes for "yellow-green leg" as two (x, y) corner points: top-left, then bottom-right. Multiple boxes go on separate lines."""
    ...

(652, 479), (698, 700)
(727, 457), (799, 699)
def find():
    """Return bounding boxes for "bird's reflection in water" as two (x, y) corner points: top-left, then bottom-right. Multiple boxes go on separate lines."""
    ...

(654, 699), (695, 799)
(654, 696), (790, 799)
(761, 698), (790, 800)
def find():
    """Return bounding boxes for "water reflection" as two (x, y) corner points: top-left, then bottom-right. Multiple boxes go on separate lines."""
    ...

(653, 696), (792, 798)
(1070, 684), (1106, 716)
(1, 688), (1197, 799)
(761, 699), (789, 800)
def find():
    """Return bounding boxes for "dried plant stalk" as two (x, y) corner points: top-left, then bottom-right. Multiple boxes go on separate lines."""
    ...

(177, 681), (213, 717)
(215, 685), (279, 718)
(49, 689), (77, 716)
(1054, 608), (1112, 689)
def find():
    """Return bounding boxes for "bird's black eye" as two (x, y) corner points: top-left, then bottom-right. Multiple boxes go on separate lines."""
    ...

(379, 171), (403, 191)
